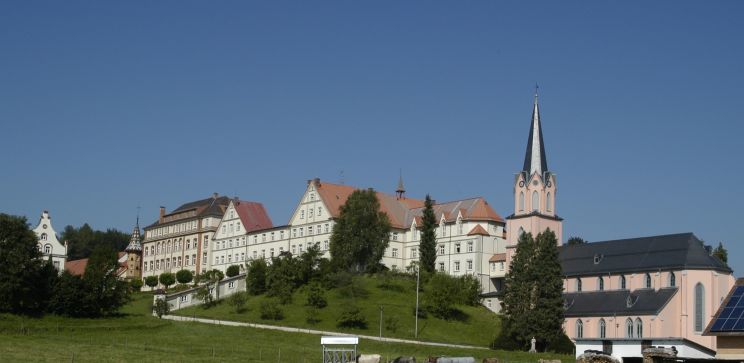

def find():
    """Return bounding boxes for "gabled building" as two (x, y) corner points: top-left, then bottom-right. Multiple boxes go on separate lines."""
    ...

(209, 198), (273, 272)
(33, 210), (67, 271)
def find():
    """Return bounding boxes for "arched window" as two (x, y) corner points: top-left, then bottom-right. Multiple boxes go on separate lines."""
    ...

(695, 283), (705, 332)
(41, 233), (47, 240)
(645, 273), (652, 288)
(576, 320), (583, 338)
(44, 244), (51, 254)
(620, 275), (627, 290)
(599, 319), (607, 338)
(669, 272), (676, 287)
(576, 278), (582, 292)
(519, 192), (525, 211)
(532, 191), (539, 211)
(546, 192), (552, 211)
(598, 277), (604, 291)
(636, 318), (643, 338)
(626, 318), (634, 338)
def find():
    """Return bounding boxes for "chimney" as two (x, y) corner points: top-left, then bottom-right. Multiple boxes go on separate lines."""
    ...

(159, 206), (165, 223)
(212, 192), (219, 199)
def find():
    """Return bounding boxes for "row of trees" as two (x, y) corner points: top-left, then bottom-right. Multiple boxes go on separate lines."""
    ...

(0, 214), (130, 317)
(60, 224), (131, 260)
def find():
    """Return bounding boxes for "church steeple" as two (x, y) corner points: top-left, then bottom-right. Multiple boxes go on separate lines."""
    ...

(396, 170), (406, 200)
(125, 217), (142, 253)
(522, 87), (549, 177)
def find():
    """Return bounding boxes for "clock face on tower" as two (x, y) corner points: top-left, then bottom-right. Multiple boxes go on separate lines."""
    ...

(532, 180), (539, 186)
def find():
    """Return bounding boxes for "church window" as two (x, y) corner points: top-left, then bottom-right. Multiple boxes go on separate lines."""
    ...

(599, 319), (606, 338)
(518, 227), (525, 237)
(620, 275), (627, 289)
(598, 277), (604, 291)
(669, 272), (676, 287)
(519, 192), (525, 211)
(44, 244), (51, 254)
(636, 318), (643, 338)
(576, 278), (582, 292)
(576, 320), (583, 338)
(695, 283), (705, 332)
(532, 191), (539, 211)
(41, 233), (47, 241)
(546, 192), (552, 212)
(626, 318), (634, 338)
(645, 273), (652, 288)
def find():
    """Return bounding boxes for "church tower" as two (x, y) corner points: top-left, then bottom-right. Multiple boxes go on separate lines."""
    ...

(505, 91), (563, 259)
(124, 217), (143, 280)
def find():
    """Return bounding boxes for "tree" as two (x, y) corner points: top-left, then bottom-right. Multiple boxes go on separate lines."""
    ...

(425, 273), (457, 319)
(500, 232), (537, 350)
(195, 286), (214, 307)
(530, 230), (566, 352)
(298, 243), (325, 284)
(226, 265), (241, 278)
(83, 245), (130, 316)
(60, 224), (131, 260)
(144, 276), (159, 289)
(336, 304), (367, 328)
(0, 214), (57, 315)
(419, 194), (437, 273)
(158, 272), (176, 289)
(246, 259), (268, 295)
(176, 269), (193, 284)
(329, 189), (391, 273)
(566, 236), (586, 245)
(713, 242), (729, 267)
(266, 255), (298, 304)
(228, 292), (248, 313)
(49, 272), (92, 317)
(153, 298), (170, 318)
(130, 278), (144, 291)
(306, 281), (327, 308)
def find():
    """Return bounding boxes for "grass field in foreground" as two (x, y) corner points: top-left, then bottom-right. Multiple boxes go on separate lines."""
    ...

(176, 275), (500, 347)
(0, 293), (572, 362)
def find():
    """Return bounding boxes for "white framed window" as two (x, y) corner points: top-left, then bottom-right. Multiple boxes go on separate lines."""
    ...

(455, 243), (461, 253)
(262, 234), (266, 242)
(318, 207), (322, 216)
(626, 318), (634, 338)
(467, 241), (473, 253)
(576, 320), (584, 338)
(299, 244), (303, 253)
(392, 248), (398, 258)
(228, 281), (235, 289)
(180, 295), (188, 302)
(392, 232), (398, 241)
(454, 261), (460, 272)
(324, 224), (330, 233)
(467, 260), (473, 271)
(438, 244), (445, 255)
(300, 210), (304, 219)
(323, 240), (329, 250)
(438, 262), (445, 272)
(636, 318), (643, 338)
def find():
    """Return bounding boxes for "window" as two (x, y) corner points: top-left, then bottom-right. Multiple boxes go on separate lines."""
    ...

(636, 318), (643, 338)
(202, 253), (207, 265)
(40, 233), (47, 241)
(318, 207), (322, 216)
(598, 277), (604, 291)
(270, 232), (275, 241)
(299, 244), (303, 253)
(300, 210), (304, 219)
(695, 283), (705, 332)
(576, 278), (582, 292)
(454, 261), (460, 272)
(626, 318), (634, 338)
(438, 262), (445, 272)
(220, 256), (224, 264)
(180, 295), (188, 302)
(227, 254), (232, 263)
(455, 243), (461, 253)
(270, 248), (274, 257)
(532, 191), (539, 211)
(292, 245), (296, 254)
(599, 319), (606, 338)
(669, 272), (676, 287)
(519, 192), (525, 211)
(262, 234), (266, 242)
(236, 223), (241, 232)
(392, 232), (398, 241)
(324, 241), (329, 250)
(309, 208), (313, 218)
(252, 251), (257, 259)
(645, 273), (652, 288)
(228, 281), (235, 289)
(324, 224), (330, 233)
(299, 228), (304, 237)
(467, 241), (473, 253)
(546, 192), (552, 211)
(467, 260), (473, 271)
(620, 275), (627, 290)
(438, 245), (445, 255)
(241, 252), (245, 261)
(576, 320), (583, 338)
(457, 219), (463, 235)
(392, 248), (398, 258)
(499, 261), (504, 271)
(280, 231), (285, 239)
(308, 227), (313, 235)
(44, 244), (51, 254)
(254, 235), (258, 244)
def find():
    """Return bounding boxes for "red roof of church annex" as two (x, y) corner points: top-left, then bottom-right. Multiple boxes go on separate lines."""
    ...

(233, 200), (273, 232)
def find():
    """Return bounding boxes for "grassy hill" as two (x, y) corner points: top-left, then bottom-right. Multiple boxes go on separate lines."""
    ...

(0, 293), (571, 362)
(176, 274), (501, 347)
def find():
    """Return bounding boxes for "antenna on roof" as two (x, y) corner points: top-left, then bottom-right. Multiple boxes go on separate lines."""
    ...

(136, 204), (140, 227)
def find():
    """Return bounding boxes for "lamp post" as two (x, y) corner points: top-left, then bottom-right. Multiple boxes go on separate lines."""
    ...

(379, 306), (383, 339)
(415, 263), (420, 339)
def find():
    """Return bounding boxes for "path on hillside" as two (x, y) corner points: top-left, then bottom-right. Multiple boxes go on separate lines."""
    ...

(162, 315), (488, 350)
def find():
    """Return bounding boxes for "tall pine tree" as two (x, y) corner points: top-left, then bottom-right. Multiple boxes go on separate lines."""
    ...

(500, 231), (537, 350)
(419, 194), (437, 273)
(531, 229), (566, 351)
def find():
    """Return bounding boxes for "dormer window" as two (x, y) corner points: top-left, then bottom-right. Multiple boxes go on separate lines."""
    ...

(593, 254), (603, 264)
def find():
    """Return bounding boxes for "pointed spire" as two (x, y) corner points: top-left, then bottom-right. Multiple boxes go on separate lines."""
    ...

(396, 169), (406, 200)
(522, 86), (549, 177)
(125, 215), (142, 253)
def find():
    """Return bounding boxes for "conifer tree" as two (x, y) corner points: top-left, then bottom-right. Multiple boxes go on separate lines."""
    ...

(500, 232), (537, 349)
(531, 229), (565, 351)
(713, 242), (729, 267)
(419, 194), (437, 273)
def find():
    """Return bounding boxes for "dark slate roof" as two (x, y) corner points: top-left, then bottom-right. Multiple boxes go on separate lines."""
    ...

(564, 288), (678, 317)
(145, 195), (231, 228)
(559, 233), (731, 277)
(522, 98), (548, 175)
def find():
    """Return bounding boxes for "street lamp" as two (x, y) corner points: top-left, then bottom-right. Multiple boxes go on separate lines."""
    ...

(415, 262), (420, 339)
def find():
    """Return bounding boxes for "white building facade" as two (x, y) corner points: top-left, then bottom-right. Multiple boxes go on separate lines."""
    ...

(33, 210), (67, 271)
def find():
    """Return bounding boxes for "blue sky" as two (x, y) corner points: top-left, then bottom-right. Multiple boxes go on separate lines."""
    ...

(1, 2), (742, 275)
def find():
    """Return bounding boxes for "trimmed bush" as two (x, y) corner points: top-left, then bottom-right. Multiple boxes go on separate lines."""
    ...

(158, 272), (176, 289)
(129, 278), (143, 291)
(226, 265), (241, 278)
(176, 269), (193, 284)
(153, 298), (170, 318)
(144, 276), (158, 289)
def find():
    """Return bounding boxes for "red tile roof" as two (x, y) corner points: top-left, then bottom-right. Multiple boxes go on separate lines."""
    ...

(65, 258), (88, 276)
(489, 253), (506, 262)
(233, 200), (273, 232)
(467, 224), (490, 236)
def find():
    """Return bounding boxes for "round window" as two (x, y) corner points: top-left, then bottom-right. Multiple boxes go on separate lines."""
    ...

(42, 224), (47, 229)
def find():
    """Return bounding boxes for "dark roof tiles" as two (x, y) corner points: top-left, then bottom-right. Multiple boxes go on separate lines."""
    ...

(564, 288), (678, 317)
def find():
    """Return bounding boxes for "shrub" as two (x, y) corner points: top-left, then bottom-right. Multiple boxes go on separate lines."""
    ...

(546, 332), (575, 354)
(129, 278), (143, 291)
(457, 274), (482, 306)
(425, 273), (457, 319)
(226, 265), (241, 278)
(412, 305), (428, 319)
(246, 259), (267, 295)
(158, 272), (176, 289)
(384, 315), (399, 333)
(171, 283), (191, 292)
(259, 299), (284, 320)
(336, 305), (367, 329)
(228, 292), (248, 313)
(175, 269), (193, 284)
(195, 286), (214, 308)
(144, 276), (158, 289)
(306, 282), (327, 308)
(305, 306), (321, 325)
(153, 298), (170, 318)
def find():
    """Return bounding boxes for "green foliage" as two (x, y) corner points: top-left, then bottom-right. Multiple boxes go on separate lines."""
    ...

(329, 189), (392, 273)
(197, 269), (224, 284)
(459, 274), (483, 306)
(336, 304), (368, 328)
(175, 269), (193, 284)
(129, 278), (143, 291)
(306, 282), (327, 308)
(305, 306), (321, 324)
(500, 230), (565, 352)
(171, 284), (192, 292)
(144, 275), (159, 288)
(713, 242), (729, 267)
(384, 315), (400, 333)
(566, 236), (586, 245)
(49, 272), (92, 317)
(298, 243), (325, 284)
(158, 272), (176, 289)
(546, 332), (575, 354)
(419, 194), (438, 273)
(246, 259), (268, 295)
(228, 292), (248, 313)
(266, 255), (297, 304)
(259, 299), (284, 320)
(425, 273), (457, 319)
(0, 214), (57, 315)
(60, 224), (131, 260)
(195, 286), (214, 308)
(153, 298), (170, 318)
(226, 265), (241, 278)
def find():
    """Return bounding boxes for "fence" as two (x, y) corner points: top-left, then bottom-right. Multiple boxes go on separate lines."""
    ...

(155, 273), (247, 312)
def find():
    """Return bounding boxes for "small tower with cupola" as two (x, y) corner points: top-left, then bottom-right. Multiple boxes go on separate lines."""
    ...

(506, 90), (563, 263)
(124, 217), (143, 280)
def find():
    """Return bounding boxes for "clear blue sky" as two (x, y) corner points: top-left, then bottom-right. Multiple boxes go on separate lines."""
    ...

(2, 2), (742, 275)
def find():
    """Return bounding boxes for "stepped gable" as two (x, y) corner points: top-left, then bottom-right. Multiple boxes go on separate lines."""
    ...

(564, 288), (678, 317)
(233, 200), (273, 232)
(559, 232), (732, 277)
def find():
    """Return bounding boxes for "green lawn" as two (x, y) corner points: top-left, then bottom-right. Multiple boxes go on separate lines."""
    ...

(176, 275), (500, 347)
